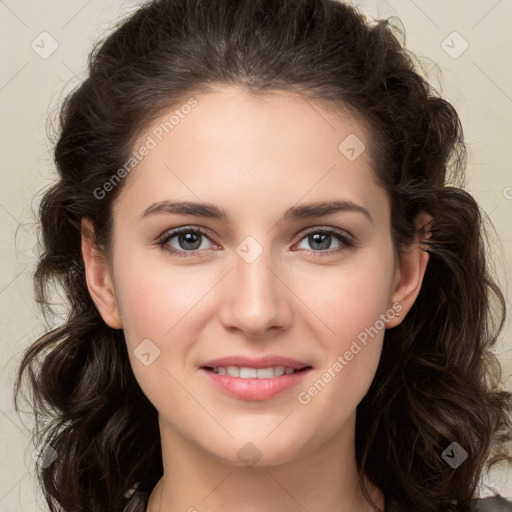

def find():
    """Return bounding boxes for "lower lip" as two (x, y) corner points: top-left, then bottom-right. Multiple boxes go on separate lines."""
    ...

(200, 367), (312, 400)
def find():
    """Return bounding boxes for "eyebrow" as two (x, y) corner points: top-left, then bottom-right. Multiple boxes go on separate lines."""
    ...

(139, 199), (373, 225)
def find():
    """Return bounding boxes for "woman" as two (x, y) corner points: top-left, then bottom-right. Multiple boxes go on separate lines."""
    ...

(14, 0), (512, 511)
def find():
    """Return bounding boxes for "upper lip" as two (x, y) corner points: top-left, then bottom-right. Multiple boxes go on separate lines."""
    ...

(201, 355), (311, 370)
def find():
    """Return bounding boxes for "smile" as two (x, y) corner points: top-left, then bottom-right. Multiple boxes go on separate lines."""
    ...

(200, 366), (312, 400)
(207, 365), (298, 378)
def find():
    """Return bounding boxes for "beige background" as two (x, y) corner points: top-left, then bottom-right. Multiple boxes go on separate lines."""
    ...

(1, 1), (511, 510)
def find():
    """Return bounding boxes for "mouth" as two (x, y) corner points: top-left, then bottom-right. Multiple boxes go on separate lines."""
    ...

(202, 365), (312, 379)
(199, 364), (313, 400)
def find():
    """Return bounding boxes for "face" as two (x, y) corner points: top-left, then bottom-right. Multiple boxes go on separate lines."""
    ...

(84, 86), (423, 468)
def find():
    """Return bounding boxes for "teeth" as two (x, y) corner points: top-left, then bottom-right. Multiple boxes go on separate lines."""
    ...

(240, 367), (257, 378)
(211, 365), (299, 378)
(256, 367), (275, 378)
(227, 366), (239, 377)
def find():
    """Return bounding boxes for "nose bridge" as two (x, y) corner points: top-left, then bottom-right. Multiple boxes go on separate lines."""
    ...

(222, 235), (290, 333)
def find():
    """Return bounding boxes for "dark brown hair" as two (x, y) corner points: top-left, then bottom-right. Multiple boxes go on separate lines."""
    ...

(14, 0), (512, 511)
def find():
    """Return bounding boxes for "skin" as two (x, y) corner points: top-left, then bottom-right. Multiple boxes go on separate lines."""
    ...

(81, 86), (431, 512)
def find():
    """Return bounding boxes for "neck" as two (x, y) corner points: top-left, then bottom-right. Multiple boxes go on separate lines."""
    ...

(146, 412), (385, 512)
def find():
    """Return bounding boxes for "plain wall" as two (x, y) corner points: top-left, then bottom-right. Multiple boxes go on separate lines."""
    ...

(1, 1), (511, 509)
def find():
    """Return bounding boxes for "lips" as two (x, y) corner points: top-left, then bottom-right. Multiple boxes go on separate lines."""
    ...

(201, 355), (310, 370)
(200, 355), (313, 400)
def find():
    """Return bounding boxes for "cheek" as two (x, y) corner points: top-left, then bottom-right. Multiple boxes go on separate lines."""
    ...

(112, 245), (202, 339)
(312, 248), (395, 340)
(298, 247), (394, 404)
(111, 248), (219, 392)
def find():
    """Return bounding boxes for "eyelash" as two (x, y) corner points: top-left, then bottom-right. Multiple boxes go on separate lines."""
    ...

(156, 226), (354, 258)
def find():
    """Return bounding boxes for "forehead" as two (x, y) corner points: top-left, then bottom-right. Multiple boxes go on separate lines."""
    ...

(140, 86), (373, 165)
(113, 86), (387, 227)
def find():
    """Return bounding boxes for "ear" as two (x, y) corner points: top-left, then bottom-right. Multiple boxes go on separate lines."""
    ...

(386, 211), (433, 329)
(81, 218), (122, 329)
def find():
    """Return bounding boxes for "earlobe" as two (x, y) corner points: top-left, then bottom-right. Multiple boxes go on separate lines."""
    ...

(386, 212), (433, 329)
(81, 218), (122, 329)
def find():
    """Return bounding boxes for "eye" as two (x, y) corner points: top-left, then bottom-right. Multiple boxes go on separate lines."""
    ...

(157, 227), (218, 257)
(157, 226), (354, 258)
(294, 227), (353, 257)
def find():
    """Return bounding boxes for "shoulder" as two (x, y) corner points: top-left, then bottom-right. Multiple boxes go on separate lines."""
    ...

(471, 495), (512, 511)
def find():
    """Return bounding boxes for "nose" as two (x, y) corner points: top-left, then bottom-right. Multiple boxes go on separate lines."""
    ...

(218, 246), (293, 338)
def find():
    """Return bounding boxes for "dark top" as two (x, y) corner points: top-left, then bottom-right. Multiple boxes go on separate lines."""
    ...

(385, 495), (512, 512)
(123, 490), (512, 512)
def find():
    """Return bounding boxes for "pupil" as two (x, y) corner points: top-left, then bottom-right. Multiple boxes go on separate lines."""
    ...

(180, 232), (201, 250)
(311, 233), (330, 250)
